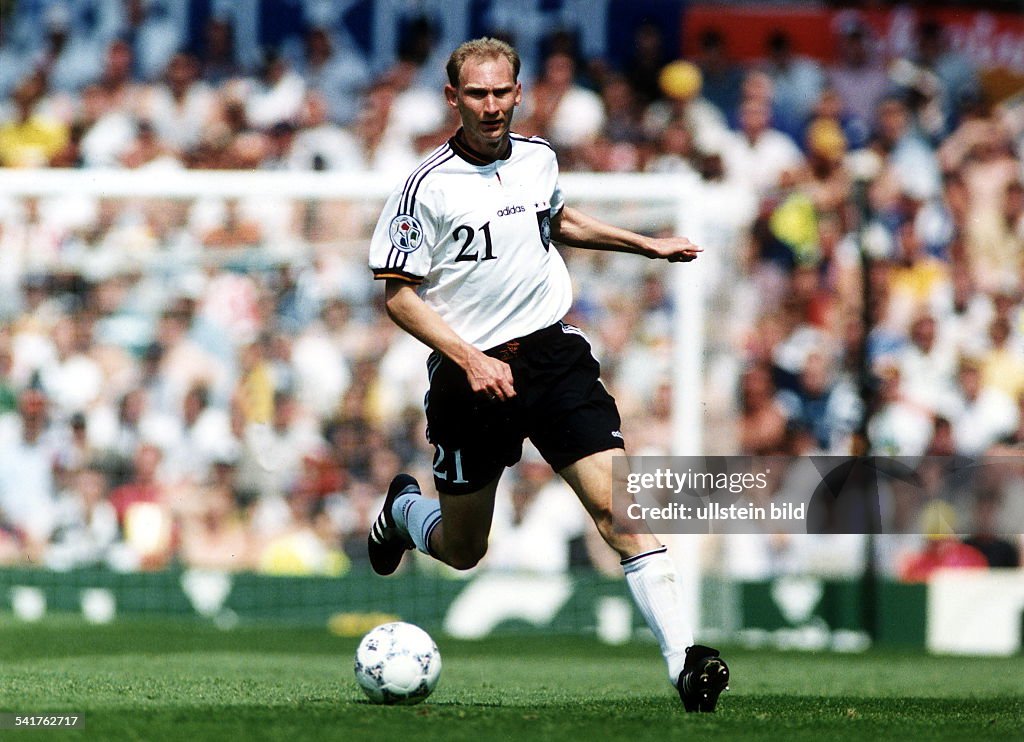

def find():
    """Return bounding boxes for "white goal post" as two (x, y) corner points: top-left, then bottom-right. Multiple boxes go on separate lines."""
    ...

(0, 168), (705, 455)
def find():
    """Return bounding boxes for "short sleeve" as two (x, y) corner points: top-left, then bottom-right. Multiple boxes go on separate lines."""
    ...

(550, 178), (565, 217)
(368, 186), (439, 284)
(547, 142), (564, 216)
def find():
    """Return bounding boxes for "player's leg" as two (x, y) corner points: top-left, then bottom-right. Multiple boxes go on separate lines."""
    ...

(368, 470), (501, 573)
(559, 450), (691, 668)
(524, 324), (728, 709)
(430, 482), (499, 569)
(559, 449), (729, 712)
(557, 447), (659, 557)
(370, 347), (517, 574)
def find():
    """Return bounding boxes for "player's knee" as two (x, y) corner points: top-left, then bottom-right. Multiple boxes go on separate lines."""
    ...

(611, 531), (656, 559)
(589, 503), (618, 538)
(447, 552), (484, 570)
(446, 542), (487, 571)
(590, 504), (648, 555)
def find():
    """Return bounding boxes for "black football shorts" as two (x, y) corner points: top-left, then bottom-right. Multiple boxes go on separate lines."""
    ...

(424, 321), (625, 495)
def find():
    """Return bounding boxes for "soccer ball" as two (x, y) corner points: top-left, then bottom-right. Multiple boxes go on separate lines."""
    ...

(354, 622), (442, 705)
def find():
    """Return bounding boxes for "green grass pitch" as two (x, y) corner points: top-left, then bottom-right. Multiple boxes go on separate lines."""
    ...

(0, 617), (1021, 741)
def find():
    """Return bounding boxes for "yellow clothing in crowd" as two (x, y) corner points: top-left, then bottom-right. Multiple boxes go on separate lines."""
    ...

(0, 116), (68, 167)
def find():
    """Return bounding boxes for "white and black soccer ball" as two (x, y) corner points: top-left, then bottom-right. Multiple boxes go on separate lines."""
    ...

(354, 622), (442, 705)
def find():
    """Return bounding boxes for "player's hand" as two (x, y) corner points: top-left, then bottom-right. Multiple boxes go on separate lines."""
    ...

(463, 350), (516, 402)
(647, 237), (702, 263)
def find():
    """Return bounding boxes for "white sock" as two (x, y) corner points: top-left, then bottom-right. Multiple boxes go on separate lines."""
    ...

(392, 493), (442, 556)
(622, 546), (693, 685)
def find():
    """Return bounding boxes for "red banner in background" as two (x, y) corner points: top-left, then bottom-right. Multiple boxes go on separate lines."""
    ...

(683, 4), (1024, 81)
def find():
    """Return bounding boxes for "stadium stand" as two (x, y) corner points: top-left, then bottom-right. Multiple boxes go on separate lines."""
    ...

(0, 0), (1022, 585)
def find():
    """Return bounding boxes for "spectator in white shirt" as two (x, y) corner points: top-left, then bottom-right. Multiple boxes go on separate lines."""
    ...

(0, 388), (60, 558)
(78, 83), (135, 167)
(950, 359), (1018, 457)
(896, 313), (958, 416)
(867, 362), (934, 456)
(137, 52), (216, 152)
(46, 463), (118, 569)
(722, 95), (805, 199)
(245, 48), (306, 131)
(873, 94), (942, 201)
(287, 92), (364, 172)
(524, 51), (605, 153)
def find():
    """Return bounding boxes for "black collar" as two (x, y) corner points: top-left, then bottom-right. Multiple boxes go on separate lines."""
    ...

(449, 128), (511, 165)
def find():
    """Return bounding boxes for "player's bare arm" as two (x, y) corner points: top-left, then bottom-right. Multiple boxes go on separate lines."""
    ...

(551, 206), (702, 263)
(383, 279), (516, 400)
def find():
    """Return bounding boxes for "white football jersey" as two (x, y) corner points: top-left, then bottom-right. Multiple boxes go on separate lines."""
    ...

(369, 132), (571, 350)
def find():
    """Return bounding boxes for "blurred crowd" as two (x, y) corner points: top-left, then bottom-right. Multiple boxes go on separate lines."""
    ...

(0, 2), (1022, 579)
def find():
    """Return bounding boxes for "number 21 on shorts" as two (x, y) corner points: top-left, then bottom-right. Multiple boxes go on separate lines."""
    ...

(432, 445), (469, 485)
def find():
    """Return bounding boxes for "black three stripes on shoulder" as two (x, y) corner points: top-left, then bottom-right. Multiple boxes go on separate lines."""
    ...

(399, 144), (455, 216)
(385, 144), (454, 273)
(510, 133), (555, 151)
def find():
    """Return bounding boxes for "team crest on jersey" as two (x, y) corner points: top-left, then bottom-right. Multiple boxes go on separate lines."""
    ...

(536, 211), (551, 251)
(389, 214), (424, 253)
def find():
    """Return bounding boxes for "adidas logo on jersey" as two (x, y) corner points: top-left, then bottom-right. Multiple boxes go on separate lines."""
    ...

(496, 204), (526, 217)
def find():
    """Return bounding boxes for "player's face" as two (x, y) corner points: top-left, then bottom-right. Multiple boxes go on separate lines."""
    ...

(446, 55), (521, 155)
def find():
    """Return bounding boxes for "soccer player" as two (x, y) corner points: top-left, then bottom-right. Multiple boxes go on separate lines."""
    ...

(367, 37), (729, 712)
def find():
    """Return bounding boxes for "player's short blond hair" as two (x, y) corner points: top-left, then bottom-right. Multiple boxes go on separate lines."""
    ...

(446, 37), (521, 87)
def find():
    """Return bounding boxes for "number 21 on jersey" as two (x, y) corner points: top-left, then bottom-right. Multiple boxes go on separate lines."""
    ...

(453, 221), (495, 262)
